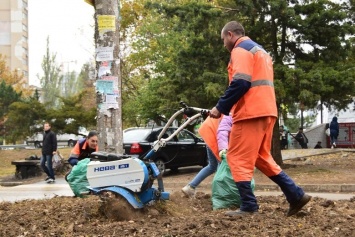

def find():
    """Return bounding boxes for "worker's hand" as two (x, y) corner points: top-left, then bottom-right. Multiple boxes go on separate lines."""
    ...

(219, 149), (227, 159)
(52, 151), (57, 155)
(210, 107), (221, 119)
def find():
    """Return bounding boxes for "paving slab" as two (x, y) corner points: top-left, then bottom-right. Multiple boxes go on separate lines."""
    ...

(0, 178), (354, 203)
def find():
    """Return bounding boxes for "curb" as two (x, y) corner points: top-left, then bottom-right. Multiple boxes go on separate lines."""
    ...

(0, 181), (24, 187)
(162, 182), (355, 193)
(2, 181), (355, 193)
(283, 149), (343, 161)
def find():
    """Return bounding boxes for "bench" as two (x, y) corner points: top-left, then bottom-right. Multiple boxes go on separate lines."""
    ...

(11, 160), (42, 179)
(11, 159), (71, 179)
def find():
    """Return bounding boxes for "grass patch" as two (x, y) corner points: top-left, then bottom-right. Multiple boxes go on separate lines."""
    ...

(0, 147), (72, 178)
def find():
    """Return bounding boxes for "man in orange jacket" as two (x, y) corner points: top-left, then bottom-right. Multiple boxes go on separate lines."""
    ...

(210, 21), (311, 216)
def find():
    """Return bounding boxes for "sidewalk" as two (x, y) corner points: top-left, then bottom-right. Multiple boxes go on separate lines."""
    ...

(0, 148), (354, 203)
(0, 177), (354, 203)
(281, 148), (350, 160)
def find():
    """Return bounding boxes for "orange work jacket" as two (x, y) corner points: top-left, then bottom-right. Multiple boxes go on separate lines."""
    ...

(228, 36), (277, 122)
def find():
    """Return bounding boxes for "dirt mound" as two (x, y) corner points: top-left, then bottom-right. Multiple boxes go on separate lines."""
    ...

(1, 191), (355, 236)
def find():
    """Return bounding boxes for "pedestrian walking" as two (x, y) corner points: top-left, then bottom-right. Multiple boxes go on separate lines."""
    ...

(40, 122), (57, 183)
(279, 125), (289, 150)
(295, 127), (308, 149)
(329, 116), (339, 148)
(209, 21), (311, 216)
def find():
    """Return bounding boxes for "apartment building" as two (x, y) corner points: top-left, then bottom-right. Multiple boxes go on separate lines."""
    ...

(0, 0), (29, 85)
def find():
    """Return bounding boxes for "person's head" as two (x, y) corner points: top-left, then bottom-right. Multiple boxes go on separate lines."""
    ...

(299, 127), (303, 132)
(317, 141), (321, 144)
(332, 116), (338, 122)
(86, 131), (98, 149)
(280, 125), (284, 130)
(44, 122), (51, 131)
(221, 21), (245, 52)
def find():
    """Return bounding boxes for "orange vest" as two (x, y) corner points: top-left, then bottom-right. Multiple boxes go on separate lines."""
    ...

(198, 116), (222, 162)
(228, 37), (277, 122)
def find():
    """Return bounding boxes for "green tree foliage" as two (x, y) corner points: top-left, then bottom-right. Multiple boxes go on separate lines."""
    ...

(218, 0), (355, 115)
(121, 0), (229, 125)
(0, 81), (22, 119)
(117, 0), (355, 165)
(62, 71), (79, 98)
(77, 63), (96, 111)
(4, 92), (96, 142)
(1, 43), (96, 142)
(5, 98), (46, 143)
(46, 93), (96, 136)
(0, 80), (22, 143)
(120, 0), (354, 128)
(39, 37), (63, 109)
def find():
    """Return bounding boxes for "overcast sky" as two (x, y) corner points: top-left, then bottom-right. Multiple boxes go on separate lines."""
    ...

(28, 0), (95, 86)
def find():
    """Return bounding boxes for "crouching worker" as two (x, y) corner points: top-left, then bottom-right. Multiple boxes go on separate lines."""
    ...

(66, 131), (98, 197)
(67, 131), (99, 166)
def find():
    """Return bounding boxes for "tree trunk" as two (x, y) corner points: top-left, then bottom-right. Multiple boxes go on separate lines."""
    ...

(271, 119), (283, 167)
(94, 0), (123, 153)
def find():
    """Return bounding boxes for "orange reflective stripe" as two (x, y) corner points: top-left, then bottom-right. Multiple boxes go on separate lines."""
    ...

(251, 80), (274, 87)
(232, 73), (251, 82)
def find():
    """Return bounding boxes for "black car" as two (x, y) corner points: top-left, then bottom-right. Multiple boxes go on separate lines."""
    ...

(123, 127), (208, 173)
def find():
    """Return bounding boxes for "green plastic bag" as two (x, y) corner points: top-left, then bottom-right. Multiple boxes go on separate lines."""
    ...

(212, 154), (255, 210)
(66, 158), (91, 198)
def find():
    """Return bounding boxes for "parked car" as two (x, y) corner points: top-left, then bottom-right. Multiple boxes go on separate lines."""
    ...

(123, 127), (208, 173)
(26, 133), (84, 148)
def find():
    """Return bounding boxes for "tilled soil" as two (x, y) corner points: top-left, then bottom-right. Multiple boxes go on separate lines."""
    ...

(0, 192), (354, 237)
(0, 150), (355, 236)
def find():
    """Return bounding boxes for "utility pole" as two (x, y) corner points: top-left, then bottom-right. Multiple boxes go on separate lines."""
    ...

(87, 0), (123, 153)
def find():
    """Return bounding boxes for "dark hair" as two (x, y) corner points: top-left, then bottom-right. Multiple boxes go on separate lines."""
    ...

(87, 130), (98, 139)
(222, 21), (245, 36)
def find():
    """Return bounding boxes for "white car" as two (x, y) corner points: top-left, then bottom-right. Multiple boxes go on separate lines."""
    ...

(26, 133), (84, 148)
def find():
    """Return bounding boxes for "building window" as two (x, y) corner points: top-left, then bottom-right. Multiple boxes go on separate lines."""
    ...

(22, 36), (28, 43)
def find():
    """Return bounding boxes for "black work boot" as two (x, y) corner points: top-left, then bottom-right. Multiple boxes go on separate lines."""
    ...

(287, 194), (311, 217)
(269, 171), (311, 216)
(225, 181), (259, 216)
